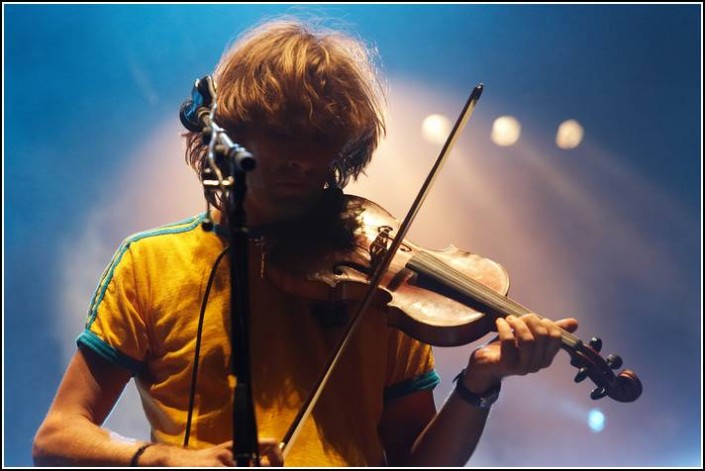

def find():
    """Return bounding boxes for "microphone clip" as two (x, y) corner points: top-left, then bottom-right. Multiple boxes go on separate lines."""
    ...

(180, 76), (217, 132)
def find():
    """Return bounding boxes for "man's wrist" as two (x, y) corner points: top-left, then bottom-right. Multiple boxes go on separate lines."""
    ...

(461, 368), (501, 395)
(131, 442), (169, 467)
(453, 368), (501, 409)
(463, 348), (503, 394)
(130, 443), (153, 467)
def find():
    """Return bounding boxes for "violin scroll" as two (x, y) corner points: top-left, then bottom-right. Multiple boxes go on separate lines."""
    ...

(567, 337), (642, 403)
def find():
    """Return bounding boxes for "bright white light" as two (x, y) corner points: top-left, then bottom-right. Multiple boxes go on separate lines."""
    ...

(556, 119), (584, 149)
(491, 116), (521, 147)
(421, 113), (452, 145)
(588, 408), (605, 433)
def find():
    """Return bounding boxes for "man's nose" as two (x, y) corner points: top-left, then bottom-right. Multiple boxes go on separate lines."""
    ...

(286, 158), (306, 173)
(285, 149), (329, 173)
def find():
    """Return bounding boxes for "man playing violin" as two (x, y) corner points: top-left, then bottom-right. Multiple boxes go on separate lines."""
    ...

(33, 18), (578, 467)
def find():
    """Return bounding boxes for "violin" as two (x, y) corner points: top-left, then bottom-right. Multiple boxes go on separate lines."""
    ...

(265, 195), (643, 404)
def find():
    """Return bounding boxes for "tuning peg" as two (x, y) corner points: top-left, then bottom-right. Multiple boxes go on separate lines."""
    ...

(590, 386), (608, 400)
(589, 337), (603, 352)
(574, 367), (589, 383)
(606, 354), (623, 370)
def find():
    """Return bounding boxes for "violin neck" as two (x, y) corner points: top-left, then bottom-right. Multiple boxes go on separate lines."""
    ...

(407, 251), (580, 349)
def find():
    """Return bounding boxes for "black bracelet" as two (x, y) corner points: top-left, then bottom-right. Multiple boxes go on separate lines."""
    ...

(452, 368), (501, 409)
(130, 443), (153, 467)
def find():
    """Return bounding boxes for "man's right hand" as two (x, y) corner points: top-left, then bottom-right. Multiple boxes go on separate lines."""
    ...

(141, 439), (284, 467)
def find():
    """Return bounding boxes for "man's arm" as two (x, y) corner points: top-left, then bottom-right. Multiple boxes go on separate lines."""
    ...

(379, 379), (491, 466)
(33, 347), (282, 466)
(380, 315), (578, 466)
(33, 347), (143, 466)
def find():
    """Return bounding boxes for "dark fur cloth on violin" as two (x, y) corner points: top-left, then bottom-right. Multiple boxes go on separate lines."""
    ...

(258, 188), (364, 272)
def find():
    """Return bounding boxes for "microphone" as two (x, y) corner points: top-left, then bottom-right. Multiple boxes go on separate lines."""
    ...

(180, 75), (256, 172)
(179, 76), (216, 132)
(215, 142), (257, 172)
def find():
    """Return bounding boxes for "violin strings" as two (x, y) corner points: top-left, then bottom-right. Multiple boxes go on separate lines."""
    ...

(408, 251), (580, 349)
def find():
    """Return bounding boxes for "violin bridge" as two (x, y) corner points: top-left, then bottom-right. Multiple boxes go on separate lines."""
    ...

(369, 225), (392, 276)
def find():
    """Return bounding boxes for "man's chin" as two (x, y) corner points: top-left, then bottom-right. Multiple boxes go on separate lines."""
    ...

(268, 192), (320, 219)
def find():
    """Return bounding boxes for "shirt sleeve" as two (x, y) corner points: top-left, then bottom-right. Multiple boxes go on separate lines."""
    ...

(383, 329), (440, 401)
(76, 241), (149, 376)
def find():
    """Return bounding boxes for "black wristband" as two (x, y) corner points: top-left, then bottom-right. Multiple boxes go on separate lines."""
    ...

(453, 368), (501, 409)
(130, 443), (153, 467)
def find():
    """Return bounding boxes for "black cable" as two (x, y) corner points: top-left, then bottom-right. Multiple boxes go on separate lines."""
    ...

(184, 245), (230, 448)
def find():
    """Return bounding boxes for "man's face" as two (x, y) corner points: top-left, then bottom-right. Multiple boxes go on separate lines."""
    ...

(239, 128), (341, 225)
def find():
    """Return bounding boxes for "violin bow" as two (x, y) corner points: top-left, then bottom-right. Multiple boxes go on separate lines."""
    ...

(279, 84), (485, 458)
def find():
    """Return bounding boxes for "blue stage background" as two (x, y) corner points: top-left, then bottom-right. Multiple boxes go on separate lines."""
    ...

(4, 4), (701, 466)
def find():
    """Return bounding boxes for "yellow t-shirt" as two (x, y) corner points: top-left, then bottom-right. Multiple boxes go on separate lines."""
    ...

(78, 214), (439, 466)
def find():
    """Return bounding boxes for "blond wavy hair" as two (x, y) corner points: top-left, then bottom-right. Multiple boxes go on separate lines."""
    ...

(184, 18), (386, 198)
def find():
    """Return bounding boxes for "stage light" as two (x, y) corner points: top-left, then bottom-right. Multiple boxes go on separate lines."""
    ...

(421, 113), (452, 145)
(491, 116), (521, 147)
(588, 408), (605, 433)
(556, 119), (584, 149)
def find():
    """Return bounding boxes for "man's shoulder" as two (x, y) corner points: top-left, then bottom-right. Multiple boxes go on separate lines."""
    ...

(121, 214), (209, 251)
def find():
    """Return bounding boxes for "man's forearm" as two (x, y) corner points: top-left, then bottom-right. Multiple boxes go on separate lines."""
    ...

(33, 414), (147, 467)
(408, 391), (491, 466)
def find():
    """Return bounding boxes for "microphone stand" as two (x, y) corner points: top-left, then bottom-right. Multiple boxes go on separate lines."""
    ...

(227, 166), (259, 467)
(197, 100), (259, 466)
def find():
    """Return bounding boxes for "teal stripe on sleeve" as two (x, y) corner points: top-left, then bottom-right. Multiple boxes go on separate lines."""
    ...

(86, 238), (130, 323)
(76, 329), (145, 377)
(384, 369), (441, 401)
(85, 214), (204, 329)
